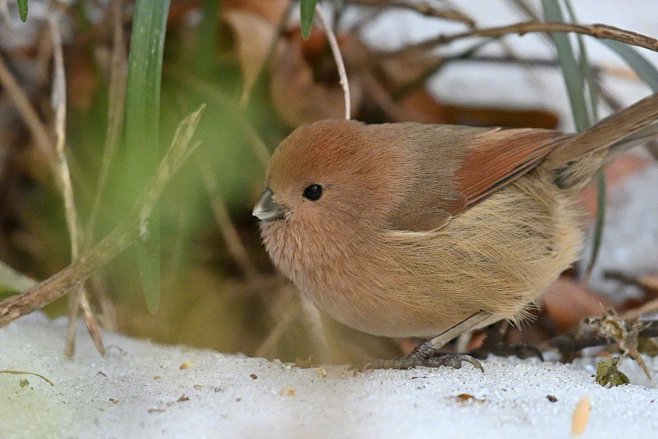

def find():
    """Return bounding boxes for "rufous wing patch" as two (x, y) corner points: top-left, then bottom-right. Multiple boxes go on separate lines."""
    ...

(455, 129), (567, 208)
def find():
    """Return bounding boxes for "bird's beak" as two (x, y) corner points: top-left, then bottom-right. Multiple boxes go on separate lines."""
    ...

(253, 188), (285, 222)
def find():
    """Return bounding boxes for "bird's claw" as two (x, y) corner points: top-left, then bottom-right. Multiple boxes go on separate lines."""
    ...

(353, 353), (484, 372)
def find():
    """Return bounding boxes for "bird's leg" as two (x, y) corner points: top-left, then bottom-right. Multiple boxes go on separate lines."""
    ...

(364, 312), (492, 371)
(470, 322), (544, 361)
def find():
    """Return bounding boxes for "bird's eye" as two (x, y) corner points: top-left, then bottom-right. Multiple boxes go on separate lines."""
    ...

(302, 184), (323, 201)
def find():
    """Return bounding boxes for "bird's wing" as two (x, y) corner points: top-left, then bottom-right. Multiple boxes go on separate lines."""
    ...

(386, 125), (566, 232)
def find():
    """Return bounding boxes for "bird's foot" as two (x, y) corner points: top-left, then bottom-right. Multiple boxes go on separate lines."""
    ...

(359, 352), (483, 372)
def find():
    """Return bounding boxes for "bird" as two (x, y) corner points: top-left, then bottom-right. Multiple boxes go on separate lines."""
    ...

(253, 93), (658, 369)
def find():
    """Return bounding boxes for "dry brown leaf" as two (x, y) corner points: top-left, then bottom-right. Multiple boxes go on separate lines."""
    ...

(455, 393), (485, 403)
(270, 39), (360, 127)
(224, 0), (289, 24)
(542, 277), (609, 331)
(578, 154), (649, 219)
(224, 11), (277, 100)
(396, 90), (455, 124)
(66, 49), (98, 113)
(637, 275), (658, 292)
(396, 89), (559, 127)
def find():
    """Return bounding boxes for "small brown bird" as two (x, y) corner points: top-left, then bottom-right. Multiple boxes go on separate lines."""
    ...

(254, 94), (658, 368)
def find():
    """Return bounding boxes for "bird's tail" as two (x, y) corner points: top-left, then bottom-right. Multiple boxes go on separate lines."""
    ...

(545, 93), (658, 189)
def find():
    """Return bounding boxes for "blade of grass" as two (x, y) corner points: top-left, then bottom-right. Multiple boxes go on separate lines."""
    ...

(195, 0), (219, 78)
(561, 1), (605, 280)
(541, 0), (592, 131)
(600, 40), (658, 92)
(0, 105), (205, 327)
(125, 0), (171, 314)
(562, 1), (599, 120)
(16, 0), (27, 22)
(300, 0), (319, 40)
(542, 0), (605, 282)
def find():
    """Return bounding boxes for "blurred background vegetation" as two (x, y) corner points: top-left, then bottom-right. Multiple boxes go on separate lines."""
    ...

(1, 0), (657, 365)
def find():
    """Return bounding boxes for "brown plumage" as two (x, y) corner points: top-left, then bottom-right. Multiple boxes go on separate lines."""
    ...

(254, 93), (658, 343)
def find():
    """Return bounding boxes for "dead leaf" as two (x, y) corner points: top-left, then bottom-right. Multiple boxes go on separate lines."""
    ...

(455, 393), (485, 403)
(224, 0), (289, 24)
(578, 154), (649, 219)
(270, 38), (358, 126)
(542, 277), (609, 331)
(224, 11), (277, 103)
(66, 48), (98, 113)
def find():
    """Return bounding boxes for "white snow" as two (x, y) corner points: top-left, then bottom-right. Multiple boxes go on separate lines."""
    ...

(1, 2), (657, 439)
(1, 313), (658, 439)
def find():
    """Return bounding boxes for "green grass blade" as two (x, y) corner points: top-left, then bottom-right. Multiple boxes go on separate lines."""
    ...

(542, 0), (606, 281)
(195, 0), (220, 78)
(541, 0), (592, 131)
(562, 0), (599, 121)
(300, 0), (318, 40)
(600, 40), (658, 92)
(560, 1), (605, 279)
(16, 0), (27, 22)
(125, 0), (171, 314)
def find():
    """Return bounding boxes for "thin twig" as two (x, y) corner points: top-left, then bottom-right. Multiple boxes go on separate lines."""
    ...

(346, 0), (475, 27)
(315, 5), (351, 120)
(0, 106), (206, 327)
(0, 54), (57, 167)
(254, 287), (300, 357)
(49, 13), (80, 259)
(199, 160), (259, 279)
(301, 298), (331, 364)
(48, 11), (104, 357)
(0, 370), (55, 386)
(622, 298), (658, 320)
(545, 320), (658, 354)
(393, 21), (658, 56)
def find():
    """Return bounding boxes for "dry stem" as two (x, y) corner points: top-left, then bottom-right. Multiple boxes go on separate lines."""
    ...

(393, 21), (658, 55)
(546, 320), (658, 354)
(0, 55), (57, 167)
(346, 0), (475, 27)
(315, 5), (351, 120)
(199, 160), (259, 278)
(0, 106), (206, 328)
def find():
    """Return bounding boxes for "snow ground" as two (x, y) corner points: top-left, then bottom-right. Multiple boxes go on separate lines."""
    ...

(1, 2), (657, 439)
(1, 313), (658, 439)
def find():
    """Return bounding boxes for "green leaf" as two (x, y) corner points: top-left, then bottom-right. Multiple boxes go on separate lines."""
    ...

(560, 1), (605, 278)
(195, 0), (220, 78)
(300, 0), (319, 40)
(600, 40), (658, 92)
(542, 0), (606, 280)
(541, 0), (592, 132)
(125, 0), (171, 314)
(16, 0), (28, 23)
